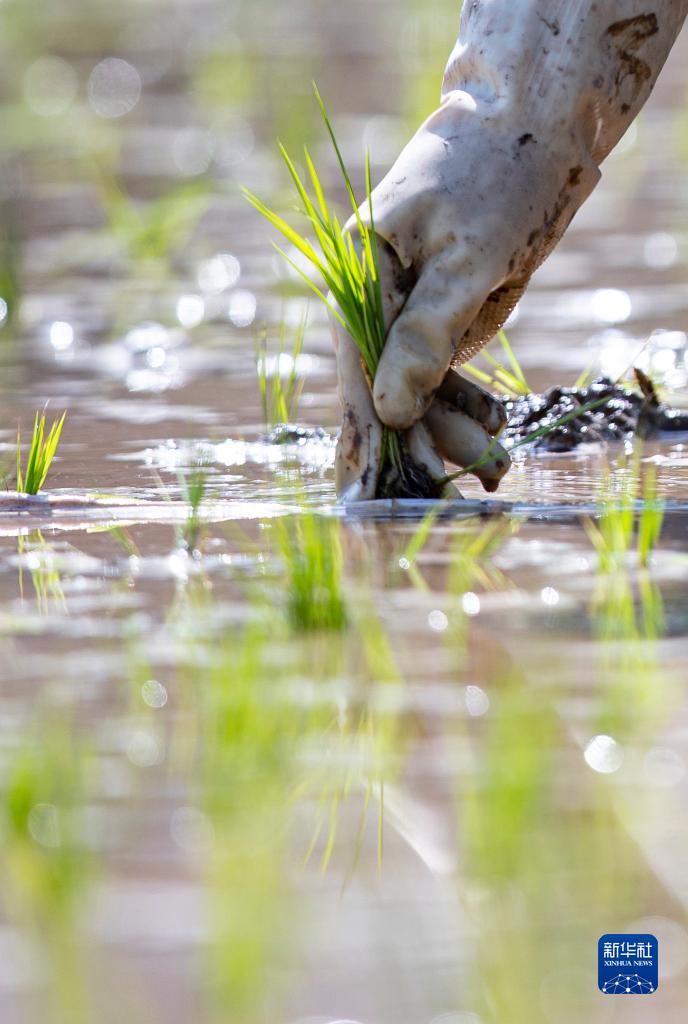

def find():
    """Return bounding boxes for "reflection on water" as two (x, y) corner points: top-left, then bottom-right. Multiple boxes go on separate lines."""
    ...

(1, 0), (688, 1021)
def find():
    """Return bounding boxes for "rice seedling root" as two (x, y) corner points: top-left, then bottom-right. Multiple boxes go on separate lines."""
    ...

(375, 437), (444, 500)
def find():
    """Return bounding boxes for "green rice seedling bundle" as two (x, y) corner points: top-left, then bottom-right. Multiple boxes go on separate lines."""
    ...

(16, 410), (66, 494)
(244, 87), (441, 499)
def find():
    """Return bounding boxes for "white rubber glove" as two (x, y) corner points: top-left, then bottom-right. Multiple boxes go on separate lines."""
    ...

(335, 0), (688, 501)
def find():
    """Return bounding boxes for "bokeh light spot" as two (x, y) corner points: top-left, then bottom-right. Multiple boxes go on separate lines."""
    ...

(428, 609), (448, 632)
(584, 734), (624, 774)
(24, 56), (77, 116)
(49, 321), (74, 351)
(227, 289), (256, 327)
(88, 58), (141, 119)
(592, 288), (632, 324)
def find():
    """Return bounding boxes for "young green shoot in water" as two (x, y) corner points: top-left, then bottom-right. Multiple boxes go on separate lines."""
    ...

(177, 462), (209, 554)
(16, 409), (67, 494)
(255, 312), (306, 429)
(100, 174), (209, 266)
(0, 207), (21, 331)
(464, 329), (532, 398)
(244, 86), (437, 497)
(585, 449), (665, 572)
(272, 512), (347, 631)
(585, 450), (666, 654)
(2, 721), (93, 1023)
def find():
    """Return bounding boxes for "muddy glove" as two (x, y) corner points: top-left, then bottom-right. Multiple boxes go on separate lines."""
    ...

(335, 0), (688, 501)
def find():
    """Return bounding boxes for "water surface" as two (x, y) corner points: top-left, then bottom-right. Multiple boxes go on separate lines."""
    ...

(1, 3), (688, 1022)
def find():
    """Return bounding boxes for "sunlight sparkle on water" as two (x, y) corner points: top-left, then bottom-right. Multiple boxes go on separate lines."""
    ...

(640, 329), (688, 387)
(644, 231), (678, 268)
(198, 254), (240, 294)
(592, 288), (632, 324)
(146, 346), (167, 369)
(125, 322), (172, 353)
(173, 128), (215, 176)
(24, 56), (77, 116)
(258, 352), (298, 377)
(88, 58), (141, 119)
(50, 321), (74, 351)
(127, 730), (163, 768)
(141, 680), (168, 709)
(462, 592), (480, 616)
(464, 686), (489, 717)
(176, 294), (205, 328)
(541, 586), (560, 607)
(584, 734), (624, 774)
(227, 290), (257, 327)
(594, 328), (635, 379)
(428, 609), (448, 632)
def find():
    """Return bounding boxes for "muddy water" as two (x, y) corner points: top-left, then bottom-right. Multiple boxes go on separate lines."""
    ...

(1, 2), (688, 1022)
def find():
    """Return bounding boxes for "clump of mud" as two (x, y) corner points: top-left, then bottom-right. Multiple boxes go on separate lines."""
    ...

(502, 372), (688, 452)
(264, 424), (331, 445)
(375, 440), (444, 500)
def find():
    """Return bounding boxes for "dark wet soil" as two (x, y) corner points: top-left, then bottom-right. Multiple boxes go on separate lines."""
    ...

(502, 373), (688, 452)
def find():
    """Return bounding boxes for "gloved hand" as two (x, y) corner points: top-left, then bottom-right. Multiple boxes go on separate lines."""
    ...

(335, 0), (688, 502)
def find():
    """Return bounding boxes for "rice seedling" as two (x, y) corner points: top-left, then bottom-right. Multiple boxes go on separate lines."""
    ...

(298, 608), (402, 881)
(100, 174), (209, 265)
(1, 722), (93, 1024)
(448, 516), (519, 595)
(178, 620), (307, 1023)
(637, 467), (665, 568)
(2, 725), (91, 918)
(0, 206), (21, 331)
(399, 501), (518, 586)
(464, 329), (531, 398)
(16, 409), (66, 494)
(245, 88), (645, 496)
(573, 364), (594, 389)
(177, 462), (209, 554)
(107, 525), (140, 560)
(271, 511), (347, 631)
(398, 504), (445, 572)
(17, 530), (66, 612)
(584, 450), (665, 573)
(255, 312), (306, 428)
(301, 707), (386, 878)
(244, 86), (440, 498)
(585, 450), (666, 652)
(460, 658), (657, 1024)
(399, 509), (518, 658)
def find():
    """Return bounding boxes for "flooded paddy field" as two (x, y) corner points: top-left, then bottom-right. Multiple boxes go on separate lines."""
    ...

(1, 1), (688, 1022)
